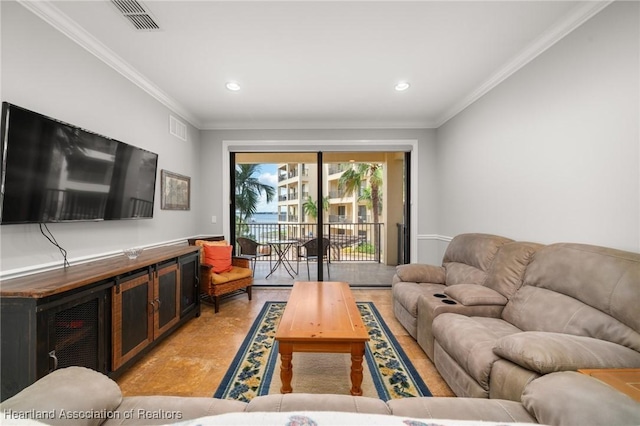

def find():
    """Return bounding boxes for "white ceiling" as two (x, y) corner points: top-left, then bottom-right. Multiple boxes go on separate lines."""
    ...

(28, 1), (610, 130)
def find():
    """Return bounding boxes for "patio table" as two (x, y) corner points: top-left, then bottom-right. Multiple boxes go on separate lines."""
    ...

(264, 239), (299, 279)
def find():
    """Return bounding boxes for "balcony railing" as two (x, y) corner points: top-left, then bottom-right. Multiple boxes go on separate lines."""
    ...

(235, 222), (383, 263)
(328, 190), (348, 199)
(328, 164), (349, 175)
(328, 215), (348, 223)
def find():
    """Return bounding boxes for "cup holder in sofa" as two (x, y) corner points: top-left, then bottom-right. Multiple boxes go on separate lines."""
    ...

(434, 293), (447, 298)
(442, 299), (457, 305)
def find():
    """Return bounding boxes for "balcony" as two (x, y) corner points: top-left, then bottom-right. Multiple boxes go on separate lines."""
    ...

(328, 164), (349, 175)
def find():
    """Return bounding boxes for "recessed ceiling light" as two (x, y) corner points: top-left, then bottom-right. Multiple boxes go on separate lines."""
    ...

(395, 82), (410, 91)
(226, 81), (241, 91)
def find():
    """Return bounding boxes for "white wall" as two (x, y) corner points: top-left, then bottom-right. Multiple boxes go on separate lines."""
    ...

(436, 1), (639, 252)
(198, 128), (442, 264)
(2, 1), (637, 279)
(0, 2), (202, 276)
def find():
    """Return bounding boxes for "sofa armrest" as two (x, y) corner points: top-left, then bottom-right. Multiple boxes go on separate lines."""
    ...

(444, 284), (507, 306)
(395, 264), (445, 284)
(494, 332), (640, 374)
(0, 367), (122, 426)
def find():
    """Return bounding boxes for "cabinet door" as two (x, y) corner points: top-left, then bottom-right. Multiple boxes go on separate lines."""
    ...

(112, 273), (153, 370)
(179, 253), (200, 317)
(154, 263), (180, 339)
(45, 292), (106, 376)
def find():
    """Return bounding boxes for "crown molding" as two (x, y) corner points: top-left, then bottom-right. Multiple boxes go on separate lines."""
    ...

(17, 0), (202, 129)
(200, 119), (439, 131)
(435, 1), (613, 128)
(18, 0), (611, 132)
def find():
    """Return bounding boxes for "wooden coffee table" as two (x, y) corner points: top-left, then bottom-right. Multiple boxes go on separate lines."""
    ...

(578, 368), (640, 402)
(275, 281), (370, 396)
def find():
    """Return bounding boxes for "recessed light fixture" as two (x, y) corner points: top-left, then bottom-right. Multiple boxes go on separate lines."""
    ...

(395, 82), (410, 91)
(226, 81), (241, 91)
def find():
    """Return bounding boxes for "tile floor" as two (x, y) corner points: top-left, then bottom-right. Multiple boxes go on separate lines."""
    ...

(115, 287), (454, 398)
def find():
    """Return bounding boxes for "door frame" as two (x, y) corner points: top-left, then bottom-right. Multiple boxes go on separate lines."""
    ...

(222, 139), (418, 264)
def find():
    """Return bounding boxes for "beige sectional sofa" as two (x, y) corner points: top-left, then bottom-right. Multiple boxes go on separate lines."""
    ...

(2, 366), (640, 425)
(392, 233), (640, 404)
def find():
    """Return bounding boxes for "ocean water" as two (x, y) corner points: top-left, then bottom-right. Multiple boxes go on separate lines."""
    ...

(248, 212), (278, 223)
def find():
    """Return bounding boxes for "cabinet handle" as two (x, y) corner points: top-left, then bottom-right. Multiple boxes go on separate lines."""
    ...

(154, 298), (161, 309)
(49, 350), (58, 371)
(149, 300), (156, 313)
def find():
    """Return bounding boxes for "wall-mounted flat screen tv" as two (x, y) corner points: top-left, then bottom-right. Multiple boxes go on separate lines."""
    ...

(0, 102), (159, 224)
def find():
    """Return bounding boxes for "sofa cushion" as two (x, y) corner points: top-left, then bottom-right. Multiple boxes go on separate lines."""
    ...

(388, 397), (536, 423)
(522, 371), (640, 426)
(502, 285), (640, 352)
(0, 367), (122, 426)
(493, 332), (640, 374)
(104, 396), (247, 426)
(395, 263), (445, 284)
(512, 243), (640, 349)
(432, 314), (521, 390)
(246, 393), (390, 415)
(442, 233), (513, 286)
(482, 241), (541, 299)
(444, 284), (507, 306)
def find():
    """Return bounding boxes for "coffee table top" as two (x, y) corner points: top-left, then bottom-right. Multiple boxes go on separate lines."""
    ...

(578, 368), (640, 402)
(275, 281), (369, 342)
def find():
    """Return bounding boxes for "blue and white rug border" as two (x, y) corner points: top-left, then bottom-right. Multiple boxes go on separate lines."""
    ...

(213, 301), (431, 400)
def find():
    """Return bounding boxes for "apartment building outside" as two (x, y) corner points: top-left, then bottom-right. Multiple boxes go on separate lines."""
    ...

(277, 162), (380, 261)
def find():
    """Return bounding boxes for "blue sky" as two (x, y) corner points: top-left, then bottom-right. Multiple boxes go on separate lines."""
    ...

(255, 164), (278, 213)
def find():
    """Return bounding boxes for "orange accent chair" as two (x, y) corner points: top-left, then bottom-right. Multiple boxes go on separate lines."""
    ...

(188, 236), (253, 313)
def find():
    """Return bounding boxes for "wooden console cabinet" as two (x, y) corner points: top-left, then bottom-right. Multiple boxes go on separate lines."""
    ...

(0, 245), (200, 402)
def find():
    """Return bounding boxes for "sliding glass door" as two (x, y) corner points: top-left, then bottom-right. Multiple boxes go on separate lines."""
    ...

(231, 150), (408, 287)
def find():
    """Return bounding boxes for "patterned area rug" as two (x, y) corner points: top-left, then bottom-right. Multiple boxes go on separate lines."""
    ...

(214, 301), (431, 402)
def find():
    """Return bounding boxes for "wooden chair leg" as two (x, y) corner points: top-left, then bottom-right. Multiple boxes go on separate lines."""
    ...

(213, 296), (220, 313)
(247, 286), (252, 301)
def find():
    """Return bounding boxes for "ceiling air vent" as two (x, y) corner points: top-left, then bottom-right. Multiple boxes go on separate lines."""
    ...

(169, 115), (187, 141)
(111, 0), (160, 31)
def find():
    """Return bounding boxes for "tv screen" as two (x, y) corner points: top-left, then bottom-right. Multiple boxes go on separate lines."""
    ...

(0, 102), (158, 224)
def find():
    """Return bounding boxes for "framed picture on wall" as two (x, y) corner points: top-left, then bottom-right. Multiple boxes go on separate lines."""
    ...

(161, 170), (190, 210)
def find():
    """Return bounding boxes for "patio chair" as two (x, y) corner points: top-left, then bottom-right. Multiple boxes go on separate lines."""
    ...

(297, 237), (331, 280)
(237, 237), (272, 276)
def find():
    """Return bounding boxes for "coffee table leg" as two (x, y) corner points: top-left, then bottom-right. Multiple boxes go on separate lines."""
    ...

(279, 342), (293, 393)
(350, 343), (365, 396)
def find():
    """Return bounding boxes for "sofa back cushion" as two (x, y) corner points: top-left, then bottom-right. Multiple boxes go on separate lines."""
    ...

(502, 243), (640, 351)
(442, 233), (512, 286)
(482, 242), (542, 299)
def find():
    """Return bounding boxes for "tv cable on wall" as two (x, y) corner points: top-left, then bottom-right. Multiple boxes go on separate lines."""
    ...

(39, 223), (70, 268)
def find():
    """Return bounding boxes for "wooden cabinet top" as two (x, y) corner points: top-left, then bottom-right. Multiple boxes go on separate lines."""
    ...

(0, 245), (200, 299)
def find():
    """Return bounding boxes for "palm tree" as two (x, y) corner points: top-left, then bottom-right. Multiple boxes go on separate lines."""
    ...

(235, 164), (275, 235)
(338, 163), (383, 257)
(303, 195), (330, 222)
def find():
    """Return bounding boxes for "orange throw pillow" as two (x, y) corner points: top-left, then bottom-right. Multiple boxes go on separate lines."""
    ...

(203, 245), (233, 273)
